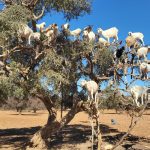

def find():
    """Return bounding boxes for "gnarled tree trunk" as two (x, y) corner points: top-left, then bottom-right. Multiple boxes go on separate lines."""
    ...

(27, 93), (83, 149)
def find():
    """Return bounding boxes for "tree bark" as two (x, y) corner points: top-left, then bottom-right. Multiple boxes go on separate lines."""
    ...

(32, 20), (37, 32)
(27, 97), (83, 149)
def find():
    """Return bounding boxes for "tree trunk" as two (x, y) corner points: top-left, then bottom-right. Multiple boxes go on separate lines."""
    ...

(27, 96), (83, 149)
(61, 84), (64, 119)
(32, 20), (37, 32)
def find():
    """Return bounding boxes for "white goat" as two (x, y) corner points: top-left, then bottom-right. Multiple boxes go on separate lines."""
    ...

(98, 37), (110, 46)
(128, 32), (144, 45)
(97, 27), (118, 42)
(137, 47), (150, 63)
(61, 23), (70, 30)
(18, 24), (33, 43)
(83, 30), (96, 42)
(44, 23), (58, 44)
(28, 32), (40, 44)
(130, 85), (147, 107)
(81, 80), (99, 103)
(36, 22), (46, 31)
(140, 62), (150, 79)
(69, 28), (82, 40)
(125, 36), (136, 50)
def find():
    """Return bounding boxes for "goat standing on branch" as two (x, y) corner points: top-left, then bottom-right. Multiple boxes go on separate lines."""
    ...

(97, 27), (119, 42)
(18, 24), (41, 45)
(125, 35), (137, 50)
(18, 24), (33, 44)
(83, 25), (95, 42)
(128, 31), (144, 45)
(140, 62), (150, 79)
(137, 46), (150, 64)
(80, 80), (99, 103)
(98, 37), (110, 46)
(130, 85), (147, 107)
(44, 23), (58, 45)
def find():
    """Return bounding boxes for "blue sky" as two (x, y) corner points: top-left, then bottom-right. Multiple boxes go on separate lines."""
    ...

(40, 0), (150, 45)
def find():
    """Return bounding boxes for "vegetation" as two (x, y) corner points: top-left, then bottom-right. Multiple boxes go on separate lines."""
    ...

(0, 0), (149, 149)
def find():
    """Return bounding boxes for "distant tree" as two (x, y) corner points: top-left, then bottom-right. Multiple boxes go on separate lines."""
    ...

(27, 97), (45, 113)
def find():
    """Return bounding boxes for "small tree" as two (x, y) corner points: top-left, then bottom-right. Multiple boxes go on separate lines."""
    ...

(27, 97), (45, 113)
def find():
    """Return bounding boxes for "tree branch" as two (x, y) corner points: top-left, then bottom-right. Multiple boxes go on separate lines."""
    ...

(111, 100), (149, 150)
(33, 5), (45, 20)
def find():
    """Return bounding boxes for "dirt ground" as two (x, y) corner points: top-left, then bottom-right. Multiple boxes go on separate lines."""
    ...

(0, 109), (150, 150)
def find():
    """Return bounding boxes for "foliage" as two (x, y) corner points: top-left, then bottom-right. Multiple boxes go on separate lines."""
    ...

(94, 47), (114, 76)
(99, 87), (123, 110)
(0, 4), (31, 44)
(29, 0), (92, 20)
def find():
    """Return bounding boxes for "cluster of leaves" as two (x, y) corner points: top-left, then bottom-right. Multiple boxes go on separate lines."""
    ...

(0, 4), (31, 45)
(0, 74), (28, 100)
(94, 47), (114, 76)
(41, 0), (92, 20)
(99, 87), (125, 111)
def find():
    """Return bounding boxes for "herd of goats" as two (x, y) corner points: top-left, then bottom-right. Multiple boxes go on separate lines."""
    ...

(11, 22), (150, 107)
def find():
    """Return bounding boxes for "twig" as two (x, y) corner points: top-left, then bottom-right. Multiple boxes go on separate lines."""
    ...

(111, 100), (149, 150)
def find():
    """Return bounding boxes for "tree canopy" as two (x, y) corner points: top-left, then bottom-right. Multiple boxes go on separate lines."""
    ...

(0, 0), (149, 149)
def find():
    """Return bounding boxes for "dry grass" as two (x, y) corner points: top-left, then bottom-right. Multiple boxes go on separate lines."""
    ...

(0, 109), (150, 150)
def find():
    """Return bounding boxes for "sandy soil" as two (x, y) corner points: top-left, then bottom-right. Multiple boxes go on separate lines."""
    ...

(0, 109), (150, 150)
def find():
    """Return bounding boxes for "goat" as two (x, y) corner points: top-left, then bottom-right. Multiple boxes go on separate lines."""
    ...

(80, 80), (99, 103)
(83, 30), (96, 42)
(137, 46), (150, 64)
(130, 85), (147, 107)
(128, 32), (144, 45)
(44, 23), (58, 45)
(140, 62), (150, 79)
(125, 36), (137, 50)
(114, 46), (125, 59)
(36, 22), (46, 32)
(61, 23), (70, 30)
(97, 27), (118, 42)
(98, 37), (110, 46)
(18, 24), (33, 44)
(69, 28), (82, 40)
(28, 32), (40, 44)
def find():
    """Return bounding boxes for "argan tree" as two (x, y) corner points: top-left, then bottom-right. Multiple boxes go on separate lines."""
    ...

(0, 0), (149, 149)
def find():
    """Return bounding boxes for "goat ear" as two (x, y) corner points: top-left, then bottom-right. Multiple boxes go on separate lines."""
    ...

(88, 26), (92, 32)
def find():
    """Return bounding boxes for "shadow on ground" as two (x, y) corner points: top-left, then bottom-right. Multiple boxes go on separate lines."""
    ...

(0, 124), (149, 150)
(0, 126), (41, 150)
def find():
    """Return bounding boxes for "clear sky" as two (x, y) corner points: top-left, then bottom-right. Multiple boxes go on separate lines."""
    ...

(40, 0), (150, 45)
